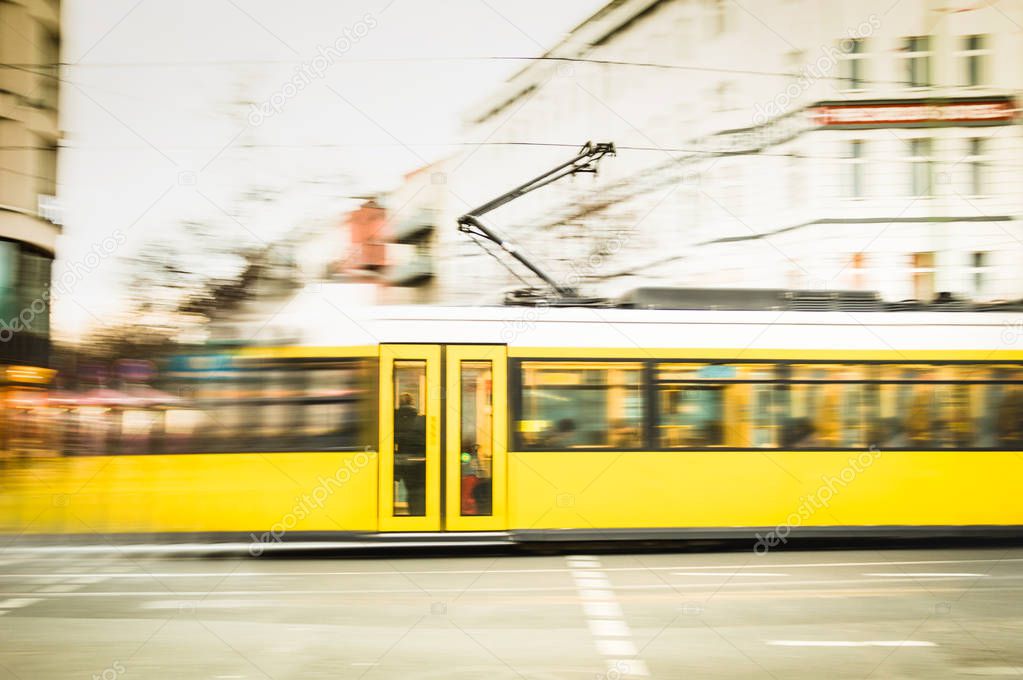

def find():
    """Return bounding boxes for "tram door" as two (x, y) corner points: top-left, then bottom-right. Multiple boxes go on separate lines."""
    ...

(378, 344), (507, 532)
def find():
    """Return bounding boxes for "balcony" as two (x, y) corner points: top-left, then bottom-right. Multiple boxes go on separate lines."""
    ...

(386, 255), (434, 286)
(390, 213), (435, 244)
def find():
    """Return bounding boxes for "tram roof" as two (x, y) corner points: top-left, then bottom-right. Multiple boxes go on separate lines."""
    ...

(287, 303), (1023, 356)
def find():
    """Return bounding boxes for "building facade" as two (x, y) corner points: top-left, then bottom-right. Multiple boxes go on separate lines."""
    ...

(384, 0), (1023, 305)
(1, 0), (61, 367)
(381, 160), (459, 304)
(1, 0), (61, 456)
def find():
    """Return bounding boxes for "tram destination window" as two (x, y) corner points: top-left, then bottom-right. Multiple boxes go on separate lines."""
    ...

(518, 362), (644, 449)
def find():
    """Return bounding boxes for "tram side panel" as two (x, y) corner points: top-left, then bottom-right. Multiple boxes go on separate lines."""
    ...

(507, 450), (1023, 533)
(0, 352), (382, 538)
(506, 353), (1023, 535)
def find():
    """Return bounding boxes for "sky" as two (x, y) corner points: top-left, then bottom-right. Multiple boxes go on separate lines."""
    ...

(54, 0), (607, 340)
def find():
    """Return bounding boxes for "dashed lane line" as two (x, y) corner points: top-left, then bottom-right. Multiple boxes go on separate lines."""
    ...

(569, 555), (650, 678)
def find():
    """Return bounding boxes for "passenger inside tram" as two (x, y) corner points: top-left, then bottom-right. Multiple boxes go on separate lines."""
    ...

(394, 392), (426, 516)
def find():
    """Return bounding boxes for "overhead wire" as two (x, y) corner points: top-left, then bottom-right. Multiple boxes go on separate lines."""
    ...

(0, 52), (933, 88)
(8, 141), (1019, 167)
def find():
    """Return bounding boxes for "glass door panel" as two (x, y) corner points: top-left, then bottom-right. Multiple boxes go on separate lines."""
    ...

(379, 345), (441, 531)
(445, 345), (507, 531)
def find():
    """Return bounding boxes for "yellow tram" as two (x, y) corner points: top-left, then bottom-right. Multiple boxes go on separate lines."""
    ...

(2, 299), (1022, 545)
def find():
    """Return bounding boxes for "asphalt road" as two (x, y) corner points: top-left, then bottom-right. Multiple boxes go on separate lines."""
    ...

(0, 545), (1021, 679)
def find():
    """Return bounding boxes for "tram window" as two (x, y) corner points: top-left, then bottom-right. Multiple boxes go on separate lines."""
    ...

(302, 401), (347, 441)
(257, 369), (296, 443)
(776, 383), (861, 448)
(649, 360), (1022, 451)
(307, 368), (353, 397)
(782, 366), (875, 448)
(750, 383), (783, 447)
(971, 365), (1023, 382)
(974, 366), (1023, 448)
(941, 383), (974, 448)
(658, 385), (725, 447)
(657, 364), (782, 448)
(168, 359), (373, 454)
(519, 362), (644, 449)
(875, 380), (970, 449)
(989, 384), (1023, 448)
(460, 361), (493, 516)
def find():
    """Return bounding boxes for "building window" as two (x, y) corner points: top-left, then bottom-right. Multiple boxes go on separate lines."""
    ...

(967, 138), (986, 196)
(0, 241), (17, 323)
(39, 29), (60, 111)
(846, 140), (866, 198)
(959, 34), (988, 87)
(787, 153), (803, 210)
(711, 0), (728, 35)
(970, 251), (990, 298)
(715, 160), (745, 217)
(911, 252), (936, 301)
(840, 38), (868, 90)
(908, 138), (933, 197)
(786, 49), (805, 82)
(850, 252), (868, 290)
(36, 140), (58, 197)
(901, 36), (932, 88)
(714, 81), (734, 112)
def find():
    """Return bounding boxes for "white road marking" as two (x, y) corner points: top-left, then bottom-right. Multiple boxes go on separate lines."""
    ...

(141, 599), (280, 610)
(589, 619), (630, 637)
(673, 572), (789, 577)
(574, 573), (611, 582)
(595, 639), (639, 656)
(768, 640), (937, 648)
(27, 575), (64, 585)
(69, 575), (107, 585)
(37, 584), (78, 593)
(0, 597), (42, 609)
(579, 589), (616, 601)
(575, 577), (613, 589)
(567, 557), (600, 566)
(863, 573), (986, 578)
(583, 601), (624, 619)
(569, 555), (649, 678)
(611, 660), (650, 677)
